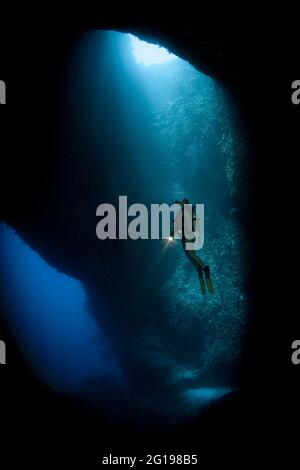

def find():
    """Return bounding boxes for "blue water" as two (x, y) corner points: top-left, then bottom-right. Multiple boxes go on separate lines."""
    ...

(0, 31), (248, 415)
(0, 224), (123, 391)
(184, 387), (231, 405)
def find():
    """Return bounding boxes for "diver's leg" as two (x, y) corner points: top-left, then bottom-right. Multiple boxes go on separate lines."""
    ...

(187, 249), (206, 270)
(197, 266), (207, 295)
(185, 248), (215, 294)
(184, 248), (206, 294)
(204, 265), (215, 294)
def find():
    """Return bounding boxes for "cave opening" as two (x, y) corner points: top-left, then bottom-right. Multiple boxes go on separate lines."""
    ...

(0, 30), (249, 421)
(130, 34), (177, 65)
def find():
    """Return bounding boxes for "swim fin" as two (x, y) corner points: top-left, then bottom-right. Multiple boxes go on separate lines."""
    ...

(204, 266), (215, 294)
(198, 269), (206, 295)
(206, 277), (215, 294)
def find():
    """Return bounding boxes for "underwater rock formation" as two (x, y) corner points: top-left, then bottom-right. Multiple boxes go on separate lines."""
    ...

(1, 26), (256, 410)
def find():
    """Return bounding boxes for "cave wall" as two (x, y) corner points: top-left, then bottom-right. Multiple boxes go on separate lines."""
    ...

(0, 20), (262, 393)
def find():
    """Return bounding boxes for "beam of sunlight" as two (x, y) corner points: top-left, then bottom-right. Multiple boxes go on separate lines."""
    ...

(130, 34), (177, 66)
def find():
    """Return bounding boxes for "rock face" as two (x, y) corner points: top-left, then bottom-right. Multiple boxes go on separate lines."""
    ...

(1, 25), (258, 399)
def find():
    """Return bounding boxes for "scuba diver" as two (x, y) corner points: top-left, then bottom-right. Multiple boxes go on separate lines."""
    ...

(170, 198), (215, 295)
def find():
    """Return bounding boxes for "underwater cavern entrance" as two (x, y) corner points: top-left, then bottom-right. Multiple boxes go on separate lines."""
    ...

(0, 29), (250, 421)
